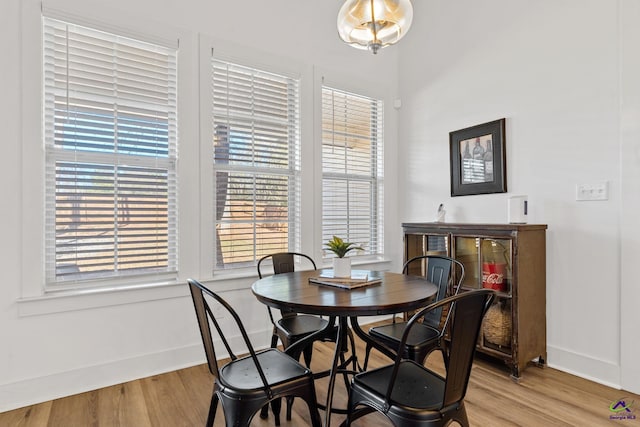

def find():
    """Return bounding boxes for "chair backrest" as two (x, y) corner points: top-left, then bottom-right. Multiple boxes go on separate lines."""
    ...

(385, 289), (495, 410)
(402, 255), (465, 327)
(257, 252), (317, 279)
(441, 289), (495, 407)
(187, 278), (272, 391)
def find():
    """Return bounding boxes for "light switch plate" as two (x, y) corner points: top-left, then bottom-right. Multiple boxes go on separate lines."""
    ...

(576, 182), (608, 201)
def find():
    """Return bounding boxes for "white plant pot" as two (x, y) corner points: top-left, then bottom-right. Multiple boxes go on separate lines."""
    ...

(333, 257), (351, 278)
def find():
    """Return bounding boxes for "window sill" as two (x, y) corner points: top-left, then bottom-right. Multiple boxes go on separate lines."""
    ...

(17, 257), (393, 317)
(17, 280), (190, 317)
(17, 276), (250, 317)
(323, 256), (392, 271)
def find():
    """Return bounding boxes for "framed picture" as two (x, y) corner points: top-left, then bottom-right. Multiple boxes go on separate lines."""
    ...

(449, 118), (506, 197)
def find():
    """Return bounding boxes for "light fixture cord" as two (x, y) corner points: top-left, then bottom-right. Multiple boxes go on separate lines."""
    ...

(369, 0), (379, 46)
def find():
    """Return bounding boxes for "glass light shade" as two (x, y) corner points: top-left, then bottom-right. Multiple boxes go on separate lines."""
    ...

(337, 0), (413, 54)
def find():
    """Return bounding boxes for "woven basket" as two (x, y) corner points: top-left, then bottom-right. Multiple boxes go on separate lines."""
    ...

(483, 302), (511, 347)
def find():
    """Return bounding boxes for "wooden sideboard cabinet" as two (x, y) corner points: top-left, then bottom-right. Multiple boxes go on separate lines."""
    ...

(402, 222), (547, 379)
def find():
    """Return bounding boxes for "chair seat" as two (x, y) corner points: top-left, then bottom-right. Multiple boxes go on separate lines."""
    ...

(354, 361), (444, 410)
(220, 349), (311, 390)
(277, 315), (330, 339)
(369, 322), (440, 348)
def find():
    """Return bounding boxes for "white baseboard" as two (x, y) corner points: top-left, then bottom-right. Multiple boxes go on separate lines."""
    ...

(0, 330), (268, 413)
(546, 344), (621, 390)
(3, 332), (620, 414)
(0, 343), (204, 413)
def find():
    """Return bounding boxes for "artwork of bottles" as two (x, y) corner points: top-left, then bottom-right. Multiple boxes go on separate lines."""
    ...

(484, 140), (493, 181)
(461, 135), (494, 184)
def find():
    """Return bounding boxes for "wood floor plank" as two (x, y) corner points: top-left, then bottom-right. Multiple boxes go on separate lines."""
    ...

(0, 401), (52, 427)
(1, 320), (639, 426)
(139, 371), (204, 427)
(46, 389), (99, 426)
(175, 365), (214, 425)
(96, 380), (153, 427)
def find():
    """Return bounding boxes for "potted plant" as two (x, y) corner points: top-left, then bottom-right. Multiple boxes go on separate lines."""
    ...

(324, 236), (363, 278)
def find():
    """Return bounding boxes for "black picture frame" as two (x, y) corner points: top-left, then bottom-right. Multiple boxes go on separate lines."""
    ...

(449, 118), (506, 197)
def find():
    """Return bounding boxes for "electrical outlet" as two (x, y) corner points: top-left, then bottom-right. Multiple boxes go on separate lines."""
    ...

(576, 182), (608, 201)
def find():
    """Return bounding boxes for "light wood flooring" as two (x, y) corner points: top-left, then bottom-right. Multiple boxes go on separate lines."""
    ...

(2, 323), (639, 427)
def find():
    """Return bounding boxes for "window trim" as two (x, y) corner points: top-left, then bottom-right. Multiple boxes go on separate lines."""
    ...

(20, 1), (194, 302)
(200, 37), (311, 278)
(41, 16), (179, 288)
(313, 69), (390, 265)
(320, 84), (385, 261)
(210, 58), (301, 271)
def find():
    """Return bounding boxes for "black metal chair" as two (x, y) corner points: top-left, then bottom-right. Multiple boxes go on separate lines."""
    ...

(187, 278), (322, 427)
(257, 252), (328, 367)
(340, 289), (496, 427)
(362, 255), (465, 370)
(257, 252), (355, 423)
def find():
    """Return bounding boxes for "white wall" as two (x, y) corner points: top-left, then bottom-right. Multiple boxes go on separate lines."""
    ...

(398, 0), (638, 391)
(0, 0), (400, 411)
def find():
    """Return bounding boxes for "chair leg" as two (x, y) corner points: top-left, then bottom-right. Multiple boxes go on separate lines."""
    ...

(270, 398), (282, 426)
(270, 331), (279, 349)
(259, 404), (269, 420)
(302, 343), (314, 367)
(306, 400), (323, 427)
(452, 401), (469, 427)
(441, 341), (450, 371)
(286, 396), (294, 420)
(346, 329), (357, 371)
(206, 393), (218, 427)
(299, 381), (323, 427)
(362, 342), (372, 371)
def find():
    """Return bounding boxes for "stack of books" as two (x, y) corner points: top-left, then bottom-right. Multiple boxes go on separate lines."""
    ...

(308, 270), (382, 289)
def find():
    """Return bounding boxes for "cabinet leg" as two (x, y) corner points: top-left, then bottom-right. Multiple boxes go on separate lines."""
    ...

(510, 365), (521, 382)
(537, 356), (546, 368)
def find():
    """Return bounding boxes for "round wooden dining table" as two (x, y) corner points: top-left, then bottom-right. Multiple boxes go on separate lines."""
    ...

(252, 269), (438, 427)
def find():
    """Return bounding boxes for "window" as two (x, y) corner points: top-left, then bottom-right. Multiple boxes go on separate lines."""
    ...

(43, 17), (178, 287)
(321, 86), (384, 259)
(211, 59), (300, 269)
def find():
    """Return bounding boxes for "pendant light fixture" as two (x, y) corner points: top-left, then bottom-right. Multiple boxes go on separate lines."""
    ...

(337, 0), (413, 54)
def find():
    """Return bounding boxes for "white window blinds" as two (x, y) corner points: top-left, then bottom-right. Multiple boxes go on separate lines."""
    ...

(321, 86), (384, 258)
(211, 59), (300, 269)
(43, 17), (178, 286)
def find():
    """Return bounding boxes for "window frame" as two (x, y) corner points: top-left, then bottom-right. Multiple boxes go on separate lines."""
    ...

(198, 38), (312, 278)
(318, 80), (385, 263)
(42, 16), (180, 289)
(19, 3), (195, 305)
(210, 57), (302, 271)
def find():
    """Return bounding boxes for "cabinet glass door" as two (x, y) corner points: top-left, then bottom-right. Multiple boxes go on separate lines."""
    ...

(404, 233), (449, 259)
(482, 298), (512, 352)
(453, 236), (512, 296)
(480, 238), (512, 296)
(478, 238), (513, 354)
(404, 233), (449, 276)
(454, 236), (513, 354)
(453, 236), (480, 289)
